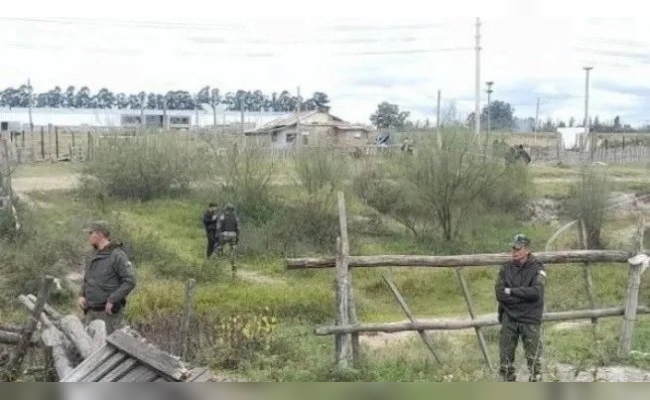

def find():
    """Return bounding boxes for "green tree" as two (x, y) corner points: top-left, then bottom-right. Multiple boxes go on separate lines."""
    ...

(370, 101), (410, 129)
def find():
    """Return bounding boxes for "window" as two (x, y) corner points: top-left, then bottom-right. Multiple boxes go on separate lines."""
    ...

(170, 116), (190, 125)
(286, 133), (296, 143)
(271, 132), (278, 142)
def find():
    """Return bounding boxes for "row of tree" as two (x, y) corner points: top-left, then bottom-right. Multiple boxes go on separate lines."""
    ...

(0, 85), (330, 112)
(371, 99), (642, 133)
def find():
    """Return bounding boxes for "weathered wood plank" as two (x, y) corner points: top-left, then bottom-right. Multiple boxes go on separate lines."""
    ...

(97, 358), (138, 382)
(60, 315), (95, 359)
(315, 306), (650, 335)
(79, 352), (128, 382)
(134, 369), (160, 382)
(60, 346), (117, 382)
(119, 365), (156, 382)
(153, 377), (168, 382)
(286, 250), (634, 269)
(106, 329), (187, 381)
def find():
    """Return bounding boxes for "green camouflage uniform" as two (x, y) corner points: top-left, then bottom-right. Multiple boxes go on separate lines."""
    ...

(495, 234), (546, 382)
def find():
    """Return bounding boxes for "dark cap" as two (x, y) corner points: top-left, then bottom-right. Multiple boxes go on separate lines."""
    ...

(511, 233), (530, 249)
(87, 220), (110, 237)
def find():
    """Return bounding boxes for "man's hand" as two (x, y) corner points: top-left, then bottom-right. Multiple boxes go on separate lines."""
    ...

(77, 297), (87, 309)
(504, 288), (511, 295)
(105, 302), (114, 315)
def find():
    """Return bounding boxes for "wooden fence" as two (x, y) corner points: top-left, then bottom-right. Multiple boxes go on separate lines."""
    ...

(285, 192), (650, 371)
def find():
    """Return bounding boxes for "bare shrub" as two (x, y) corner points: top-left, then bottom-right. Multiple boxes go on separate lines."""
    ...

(80, 134), (206, 201)
(565, 166), (611, 249)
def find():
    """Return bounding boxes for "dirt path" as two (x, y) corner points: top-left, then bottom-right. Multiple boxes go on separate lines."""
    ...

(12, 174), (81, 193)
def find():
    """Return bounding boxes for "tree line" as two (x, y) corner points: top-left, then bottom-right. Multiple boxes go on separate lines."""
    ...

(371, 99), (645, 133)
(0, 85), (330, 112)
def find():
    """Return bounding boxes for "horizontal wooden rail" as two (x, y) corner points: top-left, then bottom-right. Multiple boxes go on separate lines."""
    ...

(314, 306), (650, 335)
(287, 250), (635, 270)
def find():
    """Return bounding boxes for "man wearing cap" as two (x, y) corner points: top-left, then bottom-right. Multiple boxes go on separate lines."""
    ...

(203, 202), (220, 258)
(495, 233), (546, 382)
(78, 221), (137, 335)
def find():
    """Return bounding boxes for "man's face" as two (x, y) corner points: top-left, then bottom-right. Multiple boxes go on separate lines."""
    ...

(511, 245), (529, 263)
(88, 230), (103, 247)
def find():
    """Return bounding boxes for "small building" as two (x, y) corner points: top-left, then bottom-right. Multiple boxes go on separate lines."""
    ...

(244, 108), (376, 149)
(0, 107), (284, 131)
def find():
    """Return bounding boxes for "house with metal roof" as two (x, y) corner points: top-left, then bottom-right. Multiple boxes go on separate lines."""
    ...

(244, 108), (376, 149)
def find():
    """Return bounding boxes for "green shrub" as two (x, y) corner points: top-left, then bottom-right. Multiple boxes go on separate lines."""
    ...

(80, 134), (206, 201)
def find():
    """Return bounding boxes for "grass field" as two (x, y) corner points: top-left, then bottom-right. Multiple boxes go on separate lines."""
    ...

(4, 142), (650, 382)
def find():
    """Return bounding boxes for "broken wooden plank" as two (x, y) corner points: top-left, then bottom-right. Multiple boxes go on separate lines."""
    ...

(97, 358), (138, 382)
(59, 346), (116, 382)
(79, 352), (129, 382)
(59, 315), (95, 359)
(107, 330), (187, 381)
(41, 327), (74, 380)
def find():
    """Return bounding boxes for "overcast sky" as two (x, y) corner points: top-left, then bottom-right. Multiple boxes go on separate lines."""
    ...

(1, 0), (648, 126)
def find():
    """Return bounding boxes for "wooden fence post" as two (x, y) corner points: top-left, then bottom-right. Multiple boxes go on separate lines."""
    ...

(179, 278), (195, 361)
(335, 237), (353, 369)
(337, 191), (360, 366)
(40, 127), (45, 160)
(618, 216), (647, 358)
(3, 276), (54, 381)
(579, 219), (598, 328)
(55, 127), (59, 160)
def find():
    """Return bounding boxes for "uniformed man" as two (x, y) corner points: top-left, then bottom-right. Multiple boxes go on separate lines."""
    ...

(495, 233), (546, 382)
(203, 203), (220, 258)
(78, 221), (137, 335)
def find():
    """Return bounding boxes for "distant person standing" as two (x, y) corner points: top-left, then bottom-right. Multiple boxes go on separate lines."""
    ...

(495, 233), (546, 382)
(78, 221), (136, 335)
(203, 203), (219, 258)
(216, 203), (240, 274)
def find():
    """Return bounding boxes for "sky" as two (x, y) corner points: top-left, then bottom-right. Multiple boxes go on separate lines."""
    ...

(1, 0), (649, 126)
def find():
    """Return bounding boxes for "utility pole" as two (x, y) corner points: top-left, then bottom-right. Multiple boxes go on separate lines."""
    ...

(485, 81), (493, 136)
(296, 85), (301, 148)
(27, 78), (34, 133)
(436, 89), (442, 149)
(534, 97), (540, 147)
(474, 18), (481, 138)
(583, 66), (593, 160)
